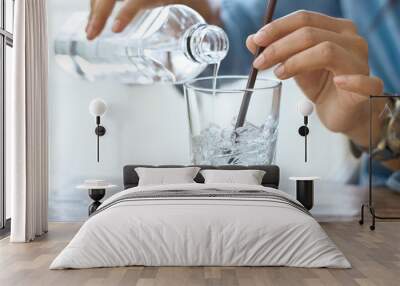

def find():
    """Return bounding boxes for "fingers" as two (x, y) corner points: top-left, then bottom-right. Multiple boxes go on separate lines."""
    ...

(86, 0), (117, 40)
(273, 41), (369, 80)
(252, 10), (357, 48)
(246, 35), (257, 54)
(86, 0), (159, 39)
(86, 0), (97, 33)
(251, 27), (367, 70)
(334, 75), (384, 96)
(113, 0), (146, 33)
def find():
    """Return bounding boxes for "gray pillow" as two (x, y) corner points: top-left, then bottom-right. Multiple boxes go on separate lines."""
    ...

(200, 169), (266, 185)
(135, 167), (201, 186)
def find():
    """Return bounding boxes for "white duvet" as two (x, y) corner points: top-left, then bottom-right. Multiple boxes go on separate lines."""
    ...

(50, 183), (350, 269)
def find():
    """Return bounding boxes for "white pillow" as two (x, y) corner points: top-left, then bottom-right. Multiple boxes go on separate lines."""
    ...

(135, 167), (201, 186)
(200, 169), (266, 185)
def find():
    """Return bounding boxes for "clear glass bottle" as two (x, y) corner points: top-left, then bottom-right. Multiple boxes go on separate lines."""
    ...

(54, 5), (229, 84)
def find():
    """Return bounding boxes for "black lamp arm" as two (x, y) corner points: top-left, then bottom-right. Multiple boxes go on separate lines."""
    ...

(298, 116), (310, 162)
(94, 116), (106, 162)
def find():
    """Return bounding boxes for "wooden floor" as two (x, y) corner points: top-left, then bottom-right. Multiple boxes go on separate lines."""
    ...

(2, 186), (400, 286)
(0, 220), (400, 286)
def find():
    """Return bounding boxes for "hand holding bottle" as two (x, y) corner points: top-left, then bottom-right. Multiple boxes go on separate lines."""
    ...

(86, 0), (220, 40)
(56, 5), (228, 84)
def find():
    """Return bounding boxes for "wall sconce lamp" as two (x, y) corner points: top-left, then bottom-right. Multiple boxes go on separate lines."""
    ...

(89, 98), (107, 162)
(297, 99), (314, 163)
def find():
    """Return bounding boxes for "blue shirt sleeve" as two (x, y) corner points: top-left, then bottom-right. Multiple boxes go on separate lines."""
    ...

(340, 0), (400, 94)
(218, 0), (265, 76)
(218, 0), (342, 75)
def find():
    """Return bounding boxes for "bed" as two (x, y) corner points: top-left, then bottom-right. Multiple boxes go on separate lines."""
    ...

(50, 165), (350, 269)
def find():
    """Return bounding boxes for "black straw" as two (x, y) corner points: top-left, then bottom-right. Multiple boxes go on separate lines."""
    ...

(235, 0), (278, 129)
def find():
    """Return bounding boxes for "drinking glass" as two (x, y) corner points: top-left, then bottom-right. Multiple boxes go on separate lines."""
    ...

(184, 75), (282, 165)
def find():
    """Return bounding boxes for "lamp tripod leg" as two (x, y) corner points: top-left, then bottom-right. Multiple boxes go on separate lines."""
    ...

(359, 204), (365, 225)
(370, 206), (376, 231)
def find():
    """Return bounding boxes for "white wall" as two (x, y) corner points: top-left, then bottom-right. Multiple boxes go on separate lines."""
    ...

(48, 1), (358, 221)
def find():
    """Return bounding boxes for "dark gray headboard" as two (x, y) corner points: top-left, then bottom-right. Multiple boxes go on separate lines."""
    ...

(123, 165), (280, 189)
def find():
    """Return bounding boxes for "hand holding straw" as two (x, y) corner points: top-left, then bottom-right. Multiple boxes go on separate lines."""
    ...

(235, 0), (278, 129)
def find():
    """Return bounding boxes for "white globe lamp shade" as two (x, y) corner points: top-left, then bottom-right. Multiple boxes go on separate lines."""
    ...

(298, 99), (314, 116)
(89, 98), (107, 117)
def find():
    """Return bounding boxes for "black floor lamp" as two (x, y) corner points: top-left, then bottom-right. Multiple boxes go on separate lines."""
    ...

(359, 94), (400, 230)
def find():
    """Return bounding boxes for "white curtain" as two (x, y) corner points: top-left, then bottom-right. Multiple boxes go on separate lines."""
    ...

(7, 0), (49, 242)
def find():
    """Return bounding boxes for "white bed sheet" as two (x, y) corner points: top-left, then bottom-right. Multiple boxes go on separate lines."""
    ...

(50, 183), (350, 269)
